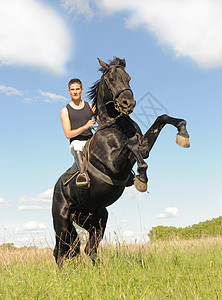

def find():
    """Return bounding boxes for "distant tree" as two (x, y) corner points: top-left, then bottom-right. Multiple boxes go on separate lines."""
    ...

(148, 216), (222, 241)
(0, 243), (16, 250)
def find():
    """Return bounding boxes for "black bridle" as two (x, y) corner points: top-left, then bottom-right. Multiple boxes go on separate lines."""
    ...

(103, 65), (134, 115)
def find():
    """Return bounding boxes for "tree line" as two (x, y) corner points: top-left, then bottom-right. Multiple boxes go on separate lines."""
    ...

(148, 216), (222, 241)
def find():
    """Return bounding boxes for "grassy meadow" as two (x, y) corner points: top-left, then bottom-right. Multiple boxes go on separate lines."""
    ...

(0, 237), (221, 299)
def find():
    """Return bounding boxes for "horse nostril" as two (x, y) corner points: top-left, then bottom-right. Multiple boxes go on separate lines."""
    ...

(123, 100), (128, 107)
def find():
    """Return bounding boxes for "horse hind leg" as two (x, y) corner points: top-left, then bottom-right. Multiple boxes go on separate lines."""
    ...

(53, 217), (80, 267)
(74, 208), (108, 264)
(54, 232), (69, 267)
(66, 222), (81, 259)
(85, 228), (102, 264)
(85, 209), (108, 264)
(69, 223), (80, 258)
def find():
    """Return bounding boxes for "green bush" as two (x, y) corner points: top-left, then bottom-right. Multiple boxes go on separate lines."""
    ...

(0, 243), (16, 250)
(148, 216), (222, 241)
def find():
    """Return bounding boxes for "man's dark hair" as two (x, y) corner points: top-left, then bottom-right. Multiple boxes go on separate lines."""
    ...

(68, 78), (82, 89)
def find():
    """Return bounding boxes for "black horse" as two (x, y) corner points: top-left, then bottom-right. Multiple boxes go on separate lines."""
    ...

(52, 57), (190, 266)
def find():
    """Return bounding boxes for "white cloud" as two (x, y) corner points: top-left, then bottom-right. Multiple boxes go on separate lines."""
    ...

(64, 0), (222, 69)
(38, 90), (68, 103)
(156, 207), (179, 219)
(123, 230), (135, 238)
(14, 235), (53, 248)
(0, 86), (67, 104)
(0, 0), (71, 74)
(24, 221), (47, 231)
(17, 205), (51, 211)
(19, 189), (53, 204)
(97, 0), (222, 68)
(14, 221), (47, 235)
(120, 219), (129, 224)
(0, 85), (24, 96)
(60, 0), (94, 19)
(14, 237), (30, 244)
(0, 197), (10, 207)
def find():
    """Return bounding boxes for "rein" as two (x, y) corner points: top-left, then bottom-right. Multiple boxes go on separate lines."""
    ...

(94, 114), (122, 133)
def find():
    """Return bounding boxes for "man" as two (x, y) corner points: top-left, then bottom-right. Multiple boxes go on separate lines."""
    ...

(61, 78), (95, 186)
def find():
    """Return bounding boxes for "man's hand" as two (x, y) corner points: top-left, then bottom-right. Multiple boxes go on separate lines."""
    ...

(85, 119), (96, 129)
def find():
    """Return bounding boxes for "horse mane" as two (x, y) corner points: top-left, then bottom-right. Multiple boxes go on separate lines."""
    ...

(87, 80), (100, 113)
(87, 57), (126, 114)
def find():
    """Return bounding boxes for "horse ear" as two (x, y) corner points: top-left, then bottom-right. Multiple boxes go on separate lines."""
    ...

(97, 58), (110, 70)
(122, 58), (126, 67)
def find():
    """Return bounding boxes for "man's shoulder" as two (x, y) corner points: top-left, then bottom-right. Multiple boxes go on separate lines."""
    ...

(83, 101), (92, 108)
(61, 105), (68, 116)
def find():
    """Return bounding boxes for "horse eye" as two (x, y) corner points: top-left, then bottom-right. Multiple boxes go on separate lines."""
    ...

(109, 78), (115, 83)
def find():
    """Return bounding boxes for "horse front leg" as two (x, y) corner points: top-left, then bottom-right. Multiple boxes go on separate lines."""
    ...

(175, 119), (190, 148)
(126, 137), (148, 192)
(140, 114), (190, 158)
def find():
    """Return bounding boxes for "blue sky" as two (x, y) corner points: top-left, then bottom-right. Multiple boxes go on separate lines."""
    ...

(0, 0), (221, 247)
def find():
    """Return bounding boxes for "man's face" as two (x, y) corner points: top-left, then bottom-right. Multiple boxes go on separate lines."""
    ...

(68, 83), (83, 101)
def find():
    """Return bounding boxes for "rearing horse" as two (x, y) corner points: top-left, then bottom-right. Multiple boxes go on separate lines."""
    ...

(52, 57), (190, 266)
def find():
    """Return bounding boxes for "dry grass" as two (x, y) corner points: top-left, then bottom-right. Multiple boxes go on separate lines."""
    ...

(100, 235), (222, 254)
(0, 246), (53, 264)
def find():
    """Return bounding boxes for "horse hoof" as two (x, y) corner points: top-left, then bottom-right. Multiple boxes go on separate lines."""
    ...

(134, 177), (147, 193)
(176, 134), (190, 148)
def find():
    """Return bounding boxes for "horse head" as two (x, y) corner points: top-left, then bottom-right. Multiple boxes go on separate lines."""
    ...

(90, 57), (136, 121)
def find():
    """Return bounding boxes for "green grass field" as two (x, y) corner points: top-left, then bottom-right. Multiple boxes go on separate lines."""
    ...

(0, 237), (221, 299)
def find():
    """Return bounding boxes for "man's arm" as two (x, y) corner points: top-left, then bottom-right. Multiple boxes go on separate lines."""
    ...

(60, 107), (95, 139)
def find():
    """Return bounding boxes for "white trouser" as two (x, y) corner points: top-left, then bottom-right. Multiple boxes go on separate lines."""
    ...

(70, 140), (87, 156)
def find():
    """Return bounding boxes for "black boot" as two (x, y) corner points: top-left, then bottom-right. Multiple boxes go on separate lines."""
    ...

(73, 151), (89, 187)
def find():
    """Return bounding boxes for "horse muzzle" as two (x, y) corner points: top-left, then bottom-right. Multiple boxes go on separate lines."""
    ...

(115, 98), (136, 115)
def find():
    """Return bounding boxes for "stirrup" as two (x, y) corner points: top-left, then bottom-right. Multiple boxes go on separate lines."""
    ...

(76, 173), (89, 187)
